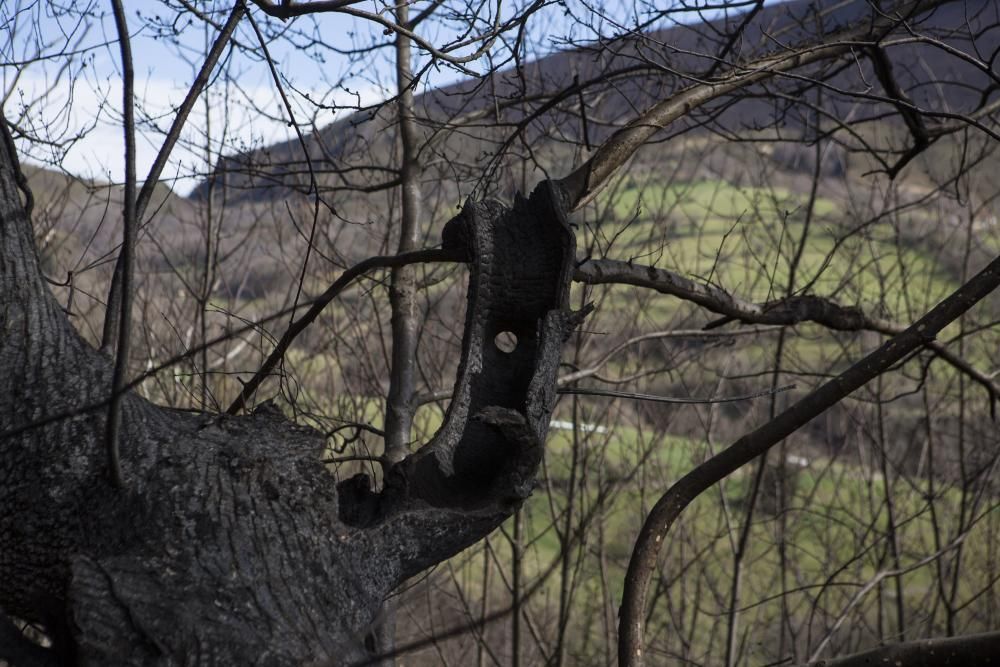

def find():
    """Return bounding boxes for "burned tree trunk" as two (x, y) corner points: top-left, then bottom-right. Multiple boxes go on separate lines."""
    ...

(0, 116), (583, 664)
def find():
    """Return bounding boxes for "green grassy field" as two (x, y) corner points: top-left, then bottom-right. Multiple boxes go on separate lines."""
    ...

(185, 163), (995, 663)
(591, 178), (958, 311)
(440, 420), (999, 664)
(400, 164), (997, 660)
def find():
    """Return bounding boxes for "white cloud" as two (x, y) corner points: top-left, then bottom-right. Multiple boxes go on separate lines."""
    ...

(8, 69), (386, 197)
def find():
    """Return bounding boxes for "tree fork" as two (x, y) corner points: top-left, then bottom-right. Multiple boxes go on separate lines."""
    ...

(0, 117), (584, 663)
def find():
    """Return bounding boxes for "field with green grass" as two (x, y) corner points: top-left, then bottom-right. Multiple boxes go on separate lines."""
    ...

(431, 419), (1000, 665)
(383, 154), (1000, 665)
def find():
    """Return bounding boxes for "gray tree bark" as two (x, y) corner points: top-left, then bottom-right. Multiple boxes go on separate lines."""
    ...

(0, 116), (583, 664)
(383, 0), (423, 467)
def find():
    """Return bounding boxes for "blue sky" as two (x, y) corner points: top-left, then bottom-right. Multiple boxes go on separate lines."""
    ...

(4, 0), (389, 194)
(3, 0), (752, 195)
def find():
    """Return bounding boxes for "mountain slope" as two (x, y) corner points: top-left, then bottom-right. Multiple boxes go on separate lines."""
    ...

(189, 0), (1000, 204)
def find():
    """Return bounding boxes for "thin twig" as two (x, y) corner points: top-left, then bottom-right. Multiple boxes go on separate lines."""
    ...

(556, 384), (795, 405)
(226, 247), (464, 415)
(101, 2), (246, 351)
(618, 251), (1000, 667)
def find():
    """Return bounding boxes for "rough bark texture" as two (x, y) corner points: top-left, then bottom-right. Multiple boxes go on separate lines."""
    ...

(0, 114), (582, 664)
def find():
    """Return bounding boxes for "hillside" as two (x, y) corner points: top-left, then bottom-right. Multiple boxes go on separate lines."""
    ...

(189, 0), (1000, 205)
(13, 1), (1000, 663)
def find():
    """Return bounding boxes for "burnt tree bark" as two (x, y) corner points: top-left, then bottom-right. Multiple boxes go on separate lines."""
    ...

(0, 114), (584, 664)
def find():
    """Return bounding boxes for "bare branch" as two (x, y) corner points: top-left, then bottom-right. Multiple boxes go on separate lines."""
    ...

(557, 384), (795, 405)
(618, 250), (1000, 667)
(226, 247), (464, 415)
(555, 0), (954, 210)
(104, 0), (137, 489)
(247, 0), (370, 19)
(801, 630), (1000, 667)
(101, 1), (246, 351)
(556, 326), (779, 385)
(575, 258), (1000, 411)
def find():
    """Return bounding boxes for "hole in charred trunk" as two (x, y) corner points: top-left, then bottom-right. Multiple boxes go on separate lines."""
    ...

(494, 331), (517, 353)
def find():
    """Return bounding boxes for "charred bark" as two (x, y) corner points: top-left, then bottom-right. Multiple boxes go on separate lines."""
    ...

(0, 116), (583, 664)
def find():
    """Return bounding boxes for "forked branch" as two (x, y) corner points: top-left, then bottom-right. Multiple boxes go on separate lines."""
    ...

(575, 258), (1000, 411)
(617, 251), (1000, 666)
(554, 0), (952, 210)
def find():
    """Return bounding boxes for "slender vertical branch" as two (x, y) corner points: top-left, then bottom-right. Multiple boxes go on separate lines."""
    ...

(365, 10), (425, 663)
(874, 374), (906, 640)
(199, 36), (214, 410)
(476, 541), (491, 667)
(384, 2), (423, 465)
(555, 391), (581, 667)
(723, 453), (767, 667)
(511, 509), (523, 667)
(777, 109), (824, 660)
(104, 0), (136, 488)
